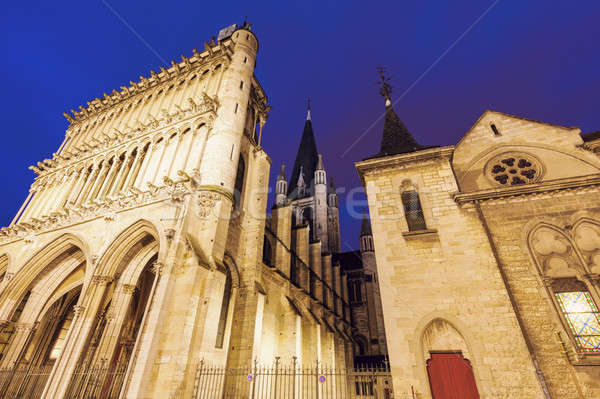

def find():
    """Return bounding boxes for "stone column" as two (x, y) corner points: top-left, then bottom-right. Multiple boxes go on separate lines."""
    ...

(271, 205), (292, 277)
(90, 283), (136, 366)
(292, 224), (310, 290)
(0, 322), (37, 368)
(310, 242), (323, 301)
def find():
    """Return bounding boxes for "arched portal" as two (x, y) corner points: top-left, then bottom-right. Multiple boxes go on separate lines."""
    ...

(0, 235), (87, 398)
(63, 221), (160, 399)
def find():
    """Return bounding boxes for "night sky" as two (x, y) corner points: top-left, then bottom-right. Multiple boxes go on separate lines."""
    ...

(1, 1), (599, 251)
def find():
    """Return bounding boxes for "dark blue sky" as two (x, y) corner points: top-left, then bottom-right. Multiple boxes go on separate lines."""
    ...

(1, 1), (599, 250)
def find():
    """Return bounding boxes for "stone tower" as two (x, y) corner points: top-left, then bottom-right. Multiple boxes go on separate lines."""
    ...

(278, 103), (341, 254)
(0, 23), (353, 399)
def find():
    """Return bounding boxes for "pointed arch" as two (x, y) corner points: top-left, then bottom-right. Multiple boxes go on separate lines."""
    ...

(0, 254), (8, 282)
(527, 222), (582, 278)
(414, 313), (483, 399)
(0, 233), (89, 322)
(527, 221), (600, 354)
(94, 219), (162, 278)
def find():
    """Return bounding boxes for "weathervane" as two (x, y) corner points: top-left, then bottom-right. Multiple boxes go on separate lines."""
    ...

(376, 66), (393, 104)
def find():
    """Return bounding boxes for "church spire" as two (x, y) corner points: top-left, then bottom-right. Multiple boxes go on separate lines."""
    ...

(288, 103), (319, 196)
(360, 209), (372, 237)
(307, 98), (311, 121)
(376, 67), (423, 156)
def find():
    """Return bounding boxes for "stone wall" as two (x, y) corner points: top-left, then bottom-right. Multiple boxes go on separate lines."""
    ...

(358, 149), (546, 398)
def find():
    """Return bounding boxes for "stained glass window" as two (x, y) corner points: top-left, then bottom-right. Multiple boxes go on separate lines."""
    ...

(555, 291), (600, 352)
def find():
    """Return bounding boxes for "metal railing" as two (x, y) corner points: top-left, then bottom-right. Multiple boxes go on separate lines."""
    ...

(0, 364), (53, 399)
(194, 361), (397, 399)
(63, 360), (128, 399)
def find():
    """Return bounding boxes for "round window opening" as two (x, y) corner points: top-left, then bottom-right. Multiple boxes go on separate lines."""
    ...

(486, 152), (543, 186)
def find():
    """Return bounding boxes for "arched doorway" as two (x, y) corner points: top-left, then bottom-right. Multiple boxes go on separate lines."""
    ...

(63, 223), (159, 399)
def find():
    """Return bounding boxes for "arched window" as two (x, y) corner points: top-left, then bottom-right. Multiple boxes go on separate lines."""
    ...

(401, 189), (426, 231)
(529, 223), (600, 354)
(553, 278), (600, 352)
(48, 305), (76, 361)
(233, 156), (246, 212)
(348, 279), (362, 303)
(303, 207), (314, 240)
(215, 268), (232, 348)
(262, 235), (272, 266)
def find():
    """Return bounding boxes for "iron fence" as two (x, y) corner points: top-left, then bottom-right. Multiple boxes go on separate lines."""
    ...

(0, 361), (128, 399)
(63, 360), (128, 398)
(194, 361), (399, 399)
(0, 364), (52, 399)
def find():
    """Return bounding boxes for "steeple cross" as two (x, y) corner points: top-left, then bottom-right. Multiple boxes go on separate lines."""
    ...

(376, 66), (393, 101)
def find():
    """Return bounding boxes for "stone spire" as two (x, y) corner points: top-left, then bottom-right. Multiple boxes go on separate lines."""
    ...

(360, 209), (372, 237)
(307, 98), (312, 121)
(360, 209), (374, 253)
(376, 67), (423, 157)
(316, 153), (324, 170)
(315, 154), (326, 185)
(276, 163), (288, 205)
(288, 104), (319, 196)
(328, 178), (338, 208)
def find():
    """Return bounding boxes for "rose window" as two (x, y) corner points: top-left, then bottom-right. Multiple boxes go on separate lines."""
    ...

(486, 153), (542, 186)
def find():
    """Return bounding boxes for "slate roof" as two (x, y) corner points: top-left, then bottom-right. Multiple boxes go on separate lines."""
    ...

(376, 104), (424, 157)
(288, 116), (319, 196)
(582, 131), (600, 142)
(360, 211), (372, 237)
(333, 250), (363, 272)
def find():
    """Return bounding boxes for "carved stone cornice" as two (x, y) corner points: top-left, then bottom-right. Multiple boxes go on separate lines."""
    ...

(196, 185), (234, 204)
(91, 275), (113, 286)
(454, 174), (600, 204)
(151, 261), (165, 275)
(73, 305), (86, 317)
(120, 284), (137, 294)
(585, 273), (600, 285)
(65, 40), (233, 126)
(355, 146), (455, 185)
(14, 322), (37, 332)
(34, 93), (220, 177)
(0, 181), (193, 244)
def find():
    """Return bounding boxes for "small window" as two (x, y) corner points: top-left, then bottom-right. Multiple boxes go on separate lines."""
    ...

(239, 81), (244, 90)
(402, 190), (427, 231)
(490, 123), (501, 136)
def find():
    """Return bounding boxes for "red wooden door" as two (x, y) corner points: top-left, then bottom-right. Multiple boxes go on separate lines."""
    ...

(427, 352), (480, 399)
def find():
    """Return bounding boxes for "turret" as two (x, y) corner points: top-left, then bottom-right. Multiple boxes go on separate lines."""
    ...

(315, 154), (326, 185)
(360, 209), (374, 253)
(276, 163), (288, 206)
(328, 178), (338, 208)
(314, 153), (328, 248)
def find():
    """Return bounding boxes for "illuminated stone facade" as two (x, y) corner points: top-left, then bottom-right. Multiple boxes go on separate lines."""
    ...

(0, 25), (349, 399)
(357, 100), (600, 398)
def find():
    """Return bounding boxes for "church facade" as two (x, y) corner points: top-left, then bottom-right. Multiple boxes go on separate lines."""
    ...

(0, 24), (352, 399)
(356, 79), (600, 398)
